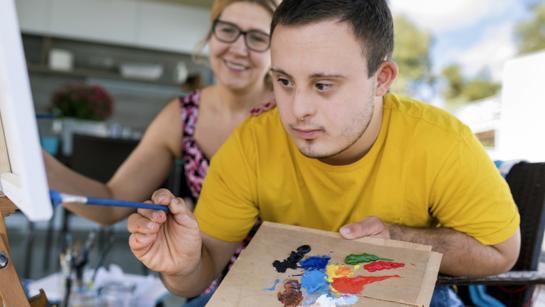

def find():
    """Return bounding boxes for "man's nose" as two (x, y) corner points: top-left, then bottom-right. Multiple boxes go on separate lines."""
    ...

(292, 90), (316, 121)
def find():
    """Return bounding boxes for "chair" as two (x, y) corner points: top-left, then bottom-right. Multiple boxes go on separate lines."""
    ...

(437, 161), (545, 306)
(70, 133), (139, 183)
(70, 133), (189, 194)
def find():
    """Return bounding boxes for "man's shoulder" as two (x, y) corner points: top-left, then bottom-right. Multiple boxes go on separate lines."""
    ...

(221, 104), (287, 167)
(239, 104), (281, 133)
(228, 104), (284, 153)
(385, 93), (471, 137)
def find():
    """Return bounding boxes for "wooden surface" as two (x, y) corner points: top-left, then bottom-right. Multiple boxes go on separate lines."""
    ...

(0, 196), (17, 215)
(0, 197), (16, 254)
(0, 114), (12, 174)
(0, 214), (31, 307)
(29, 289), (49, 307)
(208, 222), (442, 307)
(0, 197), (47, 307)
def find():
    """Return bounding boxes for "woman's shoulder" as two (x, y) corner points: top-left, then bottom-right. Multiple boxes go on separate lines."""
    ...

(249, 100), (276, 116)
(178, 90), (202, 107)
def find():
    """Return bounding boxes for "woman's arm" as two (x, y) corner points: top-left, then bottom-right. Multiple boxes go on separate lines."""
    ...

(46, 98), (183, 225)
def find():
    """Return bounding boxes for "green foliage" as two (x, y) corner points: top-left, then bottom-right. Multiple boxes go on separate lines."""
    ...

(391, 15), (501, 104)
(441, 65), (464, 100)
(439, 3), (545, 106)
(440, 64), (500, 107)
(516, 2), (545, 54)
(51, 84), (113, 120)
(392, 15), (434, 96)
(463, 79), (501, 102)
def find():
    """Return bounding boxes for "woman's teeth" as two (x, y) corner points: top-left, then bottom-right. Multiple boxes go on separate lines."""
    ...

(225, 60), (248, 71)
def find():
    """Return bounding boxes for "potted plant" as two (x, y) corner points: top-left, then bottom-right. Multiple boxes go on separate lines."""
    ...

(51, 83), (113, 121)
(50, 83), (114, 155)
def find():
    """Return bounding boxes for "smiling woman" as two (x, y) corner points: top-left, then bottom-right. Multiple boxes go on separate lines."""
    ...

(44, 0), (280, 306)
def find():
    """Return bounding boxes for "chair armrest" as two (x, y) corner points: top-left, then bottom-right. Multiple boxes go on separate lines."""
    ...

(437, 271), (545, 285)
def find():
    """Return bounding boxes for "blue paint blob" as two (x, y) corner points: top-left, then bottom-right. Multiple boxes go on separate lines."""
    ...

(301, 270), (329, 294)
(263, 278), (281, 291)
(299, 255), (331, 270)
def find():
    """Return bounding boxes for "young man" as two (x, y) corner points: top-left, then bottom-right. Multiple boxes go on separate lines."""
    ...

(128, 0), (521, 301)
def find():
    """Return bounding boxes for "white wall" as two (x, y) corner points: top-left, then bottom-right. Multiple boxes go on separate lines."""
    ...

(497, 51), (545, 162)
(15, 0), (210, 54)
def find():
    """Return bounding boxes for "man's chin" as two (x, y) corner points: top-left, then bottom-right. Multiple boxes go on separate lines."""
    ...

(299, 151), (324, 159)
(296, 143), (333, 160)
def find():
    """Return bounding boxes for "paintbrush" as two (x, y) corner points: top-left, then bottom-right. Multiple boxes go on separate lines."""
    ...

(49, 189), (169, 212)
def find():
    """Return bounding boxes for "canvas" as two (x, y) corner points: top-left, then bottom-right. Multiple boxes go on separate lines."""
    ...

(0, 0), (52, 221)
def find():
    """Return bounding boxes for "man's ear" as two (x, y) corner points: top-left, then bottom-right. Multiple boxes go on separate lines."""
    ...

(374, 61), (398, 97)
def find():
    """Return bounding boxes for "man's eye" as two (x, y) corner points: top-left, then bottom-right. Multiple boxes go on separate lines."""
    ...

(315, 83), (333, 91)
(277, 78), (293, 87)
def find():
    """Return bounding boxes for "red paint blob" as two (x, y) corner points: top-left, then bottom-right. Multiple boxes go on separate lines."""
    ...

(332, 275), (400, 294)
(363, 261), (405, 272)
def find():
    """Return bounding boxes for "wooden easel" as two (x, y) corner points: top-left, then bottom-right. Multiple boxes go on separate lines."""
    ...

(0, 197), (48, 307)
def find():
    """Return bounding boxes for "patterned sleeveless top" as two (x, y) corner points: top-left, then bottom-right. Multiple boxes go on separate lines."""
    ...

(180, 90), (275, 200)
(179, 90), (274, 296)
(180, 90), (208, 200)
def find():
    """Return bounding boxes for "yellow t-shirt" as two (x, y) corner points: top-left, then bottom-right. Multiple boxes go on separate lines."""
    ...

(195, 93), (519, 245)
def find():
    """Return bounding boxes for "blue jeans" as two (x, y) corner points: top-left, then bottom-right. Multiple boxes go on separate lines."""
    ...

(430, 285), (464, 307)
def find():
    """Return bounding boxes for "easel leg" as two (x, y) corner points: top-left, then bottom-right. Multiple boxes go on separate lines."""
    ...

(0, 214), (31, 307)
(1, 201), (48, 307)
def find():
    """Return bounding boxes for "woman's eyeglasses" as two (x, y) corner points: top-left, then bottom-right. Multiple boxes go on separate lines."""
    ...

(212, 19), (270, 52)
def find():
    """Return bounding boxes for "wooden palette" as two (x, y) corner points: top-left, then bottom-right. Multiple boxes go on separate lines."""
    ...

(207, 222), (442, 307)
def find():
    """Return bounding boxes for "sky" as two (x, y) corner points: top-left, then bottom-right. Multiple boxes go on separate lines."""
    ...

(389, 0), (539, 82)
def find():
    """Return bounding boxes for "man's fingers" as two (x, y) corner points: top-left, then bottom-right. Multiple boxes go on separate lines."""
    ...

(340, 216), (385, 239)
(129, 233), (157, 252)
(128, 213), (161, 234)
(151, 188), (176, 204)
(166, 197), (198, 228)
(167, 197), (190, 214)
(137, 203), (167, 224)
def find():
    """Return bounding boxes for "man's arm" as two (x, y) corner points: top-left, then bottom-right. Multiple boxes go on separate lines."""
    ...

(128, 189), (240, 297)
(389, 224), (520, 277)
(161, 234), (240, 297)
(340, 216), (521, 277)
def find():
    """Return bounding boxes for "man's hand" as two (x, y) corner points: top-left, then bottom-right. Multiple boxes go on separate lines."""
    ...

(128, 188), (202, 276)
(339, 215), (521, 277)
(339, 216), (392, 239)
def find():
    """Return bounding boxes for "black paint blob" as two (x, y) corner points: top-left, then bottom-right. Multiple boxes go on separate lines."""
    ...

(273, 245), (312, 273)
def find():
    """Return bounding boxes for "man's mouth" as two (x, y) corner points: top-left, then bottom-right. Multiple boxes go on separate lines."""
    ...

(291, 127), (324, 140)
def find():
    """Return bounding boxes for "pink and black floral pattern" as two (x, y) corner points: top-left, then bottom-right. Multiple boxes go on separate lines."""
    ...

(179, 91), (274, 296)
(180, 90), (208, 200)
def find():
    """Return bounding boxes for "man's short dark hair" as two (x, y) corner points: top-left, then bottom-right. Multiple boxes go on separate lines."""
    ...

(271, 0), (394, 77)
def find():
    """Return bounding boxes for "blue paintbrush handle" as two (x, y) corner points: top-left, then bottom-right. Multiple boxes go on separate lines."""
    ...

(86, 196), (169, 211)
(50, 189), (169, 212)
